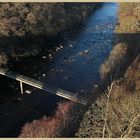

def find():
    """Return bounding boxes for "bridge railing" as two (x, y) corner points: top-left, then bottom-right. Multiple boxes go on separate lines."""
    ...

(0, 68), (87, 105)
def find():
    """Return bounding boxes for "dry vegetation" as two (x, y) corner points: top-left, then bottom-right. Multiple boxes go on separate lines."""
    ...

(0, 3), (95, 37)
(100, 3), (140, 80)
(115, 3), (140, 33)
(76, 55), (140, 138)
(19, 101), (83, 137)
(20, 101), (73, 137)
(100, 43), (128, 79)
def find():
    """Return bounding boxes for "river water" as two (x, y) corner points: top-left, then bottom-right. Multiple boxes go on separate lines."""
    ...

(0, 3), (118, 137)
(10, 3), (118, 99)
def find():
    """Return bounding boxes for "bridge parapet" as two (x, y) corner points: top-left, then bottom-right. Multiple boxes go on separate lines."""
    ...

(0, 68), (87, 105)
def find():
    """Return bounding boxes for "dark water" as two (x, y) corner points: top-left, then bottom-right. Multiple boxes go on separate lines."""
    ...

(11, 3), (118, 98)
(0, 3), (118, 137)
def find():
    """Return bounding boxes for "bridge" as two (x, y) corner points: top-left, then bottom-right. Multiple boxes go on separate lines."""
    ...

(0, 68), (87, 105)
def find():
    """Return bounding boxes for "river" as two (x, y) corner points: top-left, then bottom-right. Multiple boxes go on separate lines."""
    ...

(10, 3), (118, 98)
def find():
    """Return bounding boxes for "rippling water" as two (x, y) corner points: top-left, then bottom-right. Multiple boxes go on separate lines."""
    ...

(11, 3), (118, 98)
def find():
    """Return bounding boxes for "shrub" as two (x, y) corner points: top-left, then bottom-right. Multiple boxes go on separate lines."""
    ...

(19, 101), (82, 137)
(100, 43), (127, 79)
(116, 3), (140, 33)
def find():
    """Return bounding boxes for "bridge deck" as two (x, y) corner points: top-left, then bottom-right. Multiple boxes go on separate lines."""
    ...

(0, 68), (87, 105)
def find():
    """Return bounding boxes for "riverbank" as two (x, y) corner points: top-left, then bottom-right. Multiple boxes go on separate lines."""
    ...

(0, 3), (96, 66)
(76, 3), (140, 138)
